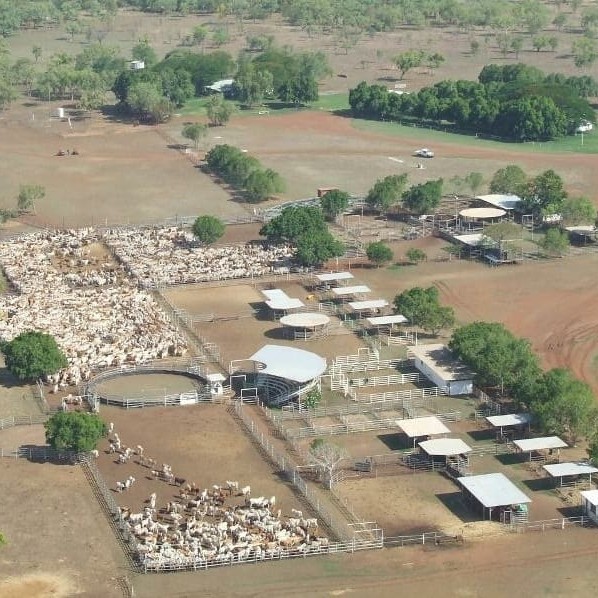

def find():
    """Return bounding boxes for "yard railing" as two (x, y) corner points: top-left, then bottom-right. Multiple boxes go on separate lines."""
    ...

(508, 516), (590, 533)
(0, 414), (49, 429)
(353, 386), (447, 403)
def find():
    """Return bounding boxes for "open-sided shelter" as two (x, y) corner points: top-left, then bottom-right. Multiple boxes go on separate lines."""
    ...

(408, 344), (474, 396)
(512, 436), (567, 462)
(486, 413), (532, 442)
(348, 299), (389, 317)
(395, 416), (450, 447)
(314, 271), (354, 289)
(459, 473), (531, 521)
(543, 462), (598, 488)
(419, 438), (472, 466)
(261, 289), (304, 319)
(331, 285), (371, 300)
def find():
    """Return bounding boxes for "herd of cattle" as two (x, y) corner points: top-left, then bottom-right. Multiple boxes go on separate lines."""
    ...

(105, 424), (329, 570)
(0, 227), (294, 387)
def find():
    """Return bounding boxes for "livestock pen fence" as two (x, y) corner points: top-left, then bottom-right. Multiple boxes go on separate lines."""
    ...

(0, 414), (49, 430)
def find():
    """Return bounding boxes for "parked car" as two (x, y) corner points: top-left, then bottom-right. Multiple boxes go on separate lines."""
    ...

(414, 148), (435, 158)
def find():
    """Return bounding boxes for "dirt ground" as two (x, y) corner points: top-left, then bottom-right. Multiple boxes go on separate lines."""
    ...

(0, 458), (125, 598)
(96, 404), (316, 523)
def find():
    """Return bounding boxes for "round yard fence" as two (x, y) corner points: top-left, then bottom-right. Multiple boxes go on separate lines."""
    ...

(84, 359), (215, 409)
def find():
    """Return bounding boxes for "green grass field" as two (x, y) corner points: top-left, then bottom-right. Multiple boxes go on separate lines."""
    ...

(352, 119), (598, 155)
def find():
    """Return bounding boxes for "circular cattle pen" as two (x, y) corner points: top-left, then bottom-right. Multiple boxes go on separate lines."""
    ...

(85, 361), (211, 408)
(279, 312), (331, 340)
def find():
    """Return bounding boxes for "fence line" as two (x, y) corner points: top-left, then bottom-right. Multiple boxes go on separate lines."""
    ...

(353, 386), (447, 403)
(0, 414), (49, 430)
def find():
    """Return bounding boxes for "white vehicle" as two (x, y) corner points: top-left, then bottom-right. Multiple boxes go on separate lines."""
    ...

(414, 148), (434, 158)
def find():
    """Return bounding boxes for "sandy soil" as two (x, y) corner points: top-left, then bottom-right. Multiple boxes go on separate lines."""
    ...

(0, 459), (125, 597)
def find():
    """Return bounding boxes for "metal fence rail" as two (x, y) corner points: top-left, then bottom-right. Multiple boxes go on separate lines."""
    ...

(0, 414), (49, 429)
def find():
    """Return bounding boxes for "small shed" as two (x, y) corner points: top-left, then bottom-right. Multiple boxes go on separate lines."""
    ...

(543, 462), (598, 488)
(129, 60), (145, 70)
(396, 416), (450, 447)
(512, 436), (567, 462)
(486, 413), (532, 442)
(459, 473), (531, 521)
(580, 489), (598, 524)
(408, 344), (474, 396)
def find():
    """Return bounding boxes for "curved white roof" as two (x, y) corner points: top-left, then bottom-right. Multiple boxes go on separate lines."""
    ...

(460, 207), (506, 219)
(249, 345), (327, 383)
(280, 313), (330, 328)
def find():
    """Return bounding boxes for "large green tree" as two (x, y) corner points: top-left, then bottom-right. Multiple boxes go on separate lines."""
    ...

(518, 169), (567, 219)
(489, 165), (527, 195)
(182, 122), (208, 149)
(560, 197), (597, 226)
(45, 412), (107, 453)
(393, 286), (455, 335)
(192, 215), (225, 245)
(402, 179), (443, 215)
(366, 241), (393, 267)
(540, 228), (570, 256)
(2, 331), (68, 382)
(366, 174), (408, 213)
(320, 189), (350, 221)
(449, 322), (540, 393)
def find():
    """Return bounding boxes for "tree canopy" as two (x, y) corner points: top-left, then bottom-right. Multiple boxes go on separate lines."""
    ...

(320, 189), (350, 220)
(402, 179), (443, 215)
(366, 241), (393, 267)
(540, 228), (570, 256)
(518, 169), (568, 219)
(182, 122), (207, 149)
(449, 322), (540, 392)
(393, 286), (455, 335)
(489, 165), (527, 195)
(45, 412), (107, 453)
(192, 215), (225, 245)
(1, 331), (67, 382)
(560, 196), (597, 226)
(366, 174), (408, 213)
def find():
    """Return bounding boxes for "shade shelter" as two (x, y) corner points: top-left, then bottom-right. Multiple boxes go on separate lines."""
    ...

(366, 314), (408, 334)
(486, 413), (532, 442)
(314, 272), (354, 289)
(419, 438), (472, 467)
(279, 312), (331, 340)
(475, 194), (522, 211)
(543, 462), (598, 488)
(331, 285), (371, 300)
(580, 490), (598, 524)
(459, 473), (531, 521)
(261, 289), (305, 319)
(396, 416), (450, 447)
(512, 436), (567, 462)
(348, 299), (389, 317)
(408, 344), (474, 396)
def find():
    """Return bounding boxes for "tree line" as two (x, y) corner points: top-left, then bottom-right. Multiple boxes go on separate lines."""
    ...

(205, 144), (285, 203)
(349, 64), (596, 142)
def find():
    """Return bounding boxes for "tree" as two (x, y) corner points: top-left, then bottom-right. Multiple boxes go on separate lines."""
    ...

(426, 52), (445, 74)
(572, 38), (598, 69)
(366, 241), (393, 267)
(464, 172), (484, 195)
(66, 20), (82, 42)
(532, 36), (549, 52)
(394, 50), (424, 80)
(192, 25), (208, 48)
(449, 322), (540, 392)
(45, 411), (107, 453)
(182, 122), (208, 149)
(510, 37), (523, 59)
(260, 206), (327, 244)
(2, 331), (68, 382)
(192, 215), (225, 245)
(32, 45), (42, 63)
(127, 81), (173, 123)
(406, 248), (427, 264)
(320, 189), (350, 221)
(304, 387), (321, 409)
(212, 28), (230, 47)
(529, 369), (595, 444)
(17, 184), (45, 213)
(233, 61), (273, 107)
(0, 79), (17, 110)
(489, 165), (526, 195)
(560, 197), (597, 226)
(402, 179), (443, 215)
(308, 438), (347, 489)
(470, 40), (480, 56)
(393, 286), (455, 335)
(244, 169), (284, 202)
(296, 230), (344, 267)
(0, 532), (6, 546)
(132, 40), (158, 68)
(366, 174), (408, 213)
(519, 169), (567, 219)
(540, 228), (569, 256)
(206, 95), (235, 126)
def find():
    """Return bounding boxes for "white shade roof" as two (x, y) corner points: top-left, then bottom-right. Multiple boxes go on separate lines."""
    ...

(419, 438), (472, 456)
(580, 489), (598, 506)
(396, 416), (450, 438)
(486, 414), (532, 428)
(315, 272), (354, 282)
(453, 233), (484, 247)
(460, 207), (506, 219)
(476, 194), (521, 211)
(332, 285), (371, 296)
(513, 436), (568, 452)
(409, 344), (475, 382)
(262, 288), (305, 311)
(349, 299), (389, 311)
(248, 345), (327, 384)
(367, 314), (408, 326)
(206, 373), (226, 382)
(459, 473), (531, 508)
(543, 462), (598, 478)
(279, 312), (330, 328)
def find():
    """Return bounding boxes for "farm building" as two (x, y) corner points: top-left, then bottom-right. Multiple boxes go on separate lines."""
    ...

(232, 344), (327, 407)
(408, 344), (474, 395)
(395, 416), (450, 447)
(486, 413), (532, 442)
(580, 490), (598, 524)
(543, 462), (598, 488)
(565, 226), (598, 245)
(512, 436), (568, 462)
(458, 473), (531, 522)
